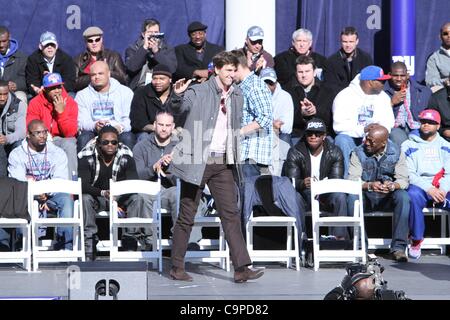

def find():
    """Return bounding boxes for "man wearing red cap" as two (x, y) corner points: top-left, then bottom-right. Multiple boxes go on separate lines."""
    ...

(401, 109), (450, 259)
(26, 72), (78, 175)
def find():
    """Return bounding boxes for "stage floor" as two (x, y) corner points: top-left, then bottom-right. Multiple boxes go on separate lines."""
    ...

(0, 250), (449, 301)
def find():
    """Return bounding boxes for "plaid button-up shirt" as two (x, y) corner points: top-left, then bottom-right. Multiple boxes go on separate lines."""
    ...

(239, 72), (273, 165)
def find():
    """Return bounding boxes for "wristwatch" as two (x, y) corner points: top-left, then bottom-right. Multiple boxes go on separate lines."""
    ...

(367, 182), (373, 192)
(389, 183), (396, 192)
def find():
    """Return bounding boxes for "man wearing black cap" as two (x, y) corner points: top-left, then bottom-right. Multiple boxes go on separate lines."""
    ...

(174, 21), (224, 83)
(130, 64), (186, 142)
(284, 118), (349, 239)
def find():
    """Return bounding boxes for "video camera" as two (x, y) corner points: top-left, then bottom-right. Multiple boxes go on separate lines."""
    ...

(324, 254), (410, 300)
(148, 33), (165, 40)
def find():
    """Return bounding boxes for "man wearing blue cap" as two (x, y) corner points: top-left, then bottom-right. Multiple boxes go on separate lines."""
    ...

(25, 31), (76, 97)
(332, 65), (394, 176)
(242, 26), (274, 74)
(26, 72), (78, 176)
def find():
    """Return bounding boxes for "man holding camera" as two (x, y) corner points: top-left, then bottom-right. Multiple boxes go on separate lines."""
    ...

(125, 18), (177, 91)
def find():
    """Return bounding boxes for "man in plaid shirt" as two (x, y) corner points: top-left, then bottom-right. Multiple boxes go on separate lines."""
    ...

(232, 50), (273, 178)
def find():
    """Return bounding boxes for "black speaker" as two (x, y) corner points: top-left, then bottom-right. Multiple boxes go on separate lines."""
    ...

(67, 261), (148, 300)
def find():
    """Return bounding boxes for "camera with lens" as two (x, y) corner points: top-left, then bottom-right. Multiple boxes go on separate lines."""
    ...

(148, 32), (165, 41)
(324, 255), (410, 300)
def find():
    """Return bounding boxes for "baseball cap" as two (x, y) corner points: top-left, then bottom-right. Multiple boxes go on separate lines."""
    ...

(260, 67), (277, 83)
(360, 65), (392, 81)
(418, 109), (441, 124)
(42, 73), (64, 88)
(305, 118), (327, 133)
(40, 31), (58, 46)
(187, 21), (207, 34)
(247, 26), (264, 41)
(152, 64), (172, 78)
(83, 26), (104, 38)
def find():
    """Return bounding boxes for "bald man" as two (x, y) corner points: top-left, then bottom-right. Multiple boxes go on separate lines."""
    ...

(75, 61), (135, 151)
(347, 124), (410, 262)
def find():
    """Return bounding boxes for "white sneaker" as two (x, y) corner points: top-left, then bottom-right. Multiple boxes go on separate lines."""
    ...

(409, 241), (422, 259)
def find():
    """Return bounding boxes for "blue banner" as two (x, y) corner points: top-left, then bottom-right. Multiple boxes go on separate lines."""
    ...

(391, 0), (416, 76)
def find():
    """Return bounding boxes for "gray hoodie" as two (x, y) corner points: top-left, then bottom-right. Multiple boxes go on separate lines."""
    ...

(8, 139), (68, 182)
(401, 132), (450, 192)
(75, 78), (133, 132)
(0, 92), (26, 144)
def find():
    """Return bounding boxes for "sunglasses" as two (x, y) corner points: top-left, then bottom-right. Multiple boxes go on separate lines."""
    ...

(306, 132), (325, 137)
(249, 39), (263, 45)
(100, 140), (118, 146)
(87, 37), (102, 44)
(220, 97), (227, 114)
(442, 32), (450, 36)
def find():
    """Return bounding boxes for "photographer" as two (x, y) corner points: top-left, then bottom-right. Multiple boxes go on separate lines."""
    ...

(125, 18), (177, 91)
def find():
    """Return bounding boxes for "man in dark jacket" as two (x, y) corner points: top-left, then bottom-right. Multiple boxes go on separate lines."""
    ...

(174, 21), (224, 83)
(323, 26), (373, 93)
(78, 125), (152, 260)
(25, 31), (76, 97)
(347, 124), (410, 262)
(274, 28), (326, 88)
(130, 64), (186, 141)
(384, 61), (431, 146)
(125, 18), (177, 91)
(0, 26), (27, 103)
(74, 26), (128, 92)
(285, 55), (337, 145)
(427, 78), (450, 142)
(241, 26), (274, 74)
(284, 118), (348, 239)
(169, 51), (264, 283)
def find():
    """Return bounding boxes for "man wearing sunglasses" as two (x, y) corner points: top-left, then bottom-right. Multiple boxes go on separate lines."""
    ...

(425, 22), (450, 92)
(284, 118), (348, 240)
(25, 31), (76, 97)
(74, 26), (128, 92)
(78, 125), (151, 261)
(242, 26), (274, 74)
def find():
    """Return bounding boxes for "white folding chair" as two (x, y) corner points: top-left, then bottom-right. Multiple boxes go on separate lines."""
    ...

(28, 178), (85, 271)
(310, 179), (366, 271)
(109, 179), (163, 273)
(0, 218), (31, 271)
(245, 177), (300, 271)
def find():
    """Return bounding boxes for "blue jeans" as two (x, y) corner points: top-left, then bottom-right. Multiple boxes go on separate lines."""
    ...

(407, 184), (450, 241)
(389, 127), (419, 147)
(49, 193), (74, 250)
(241, 159), (270, 179)
(347, 190), (410, 252)
(334, 134), (363, 177)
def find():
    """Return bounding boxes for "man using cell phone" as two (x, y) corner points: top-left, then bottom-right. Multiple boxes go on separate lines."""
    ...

(384, 61), (431, 146)
(125, 18), (177, 91)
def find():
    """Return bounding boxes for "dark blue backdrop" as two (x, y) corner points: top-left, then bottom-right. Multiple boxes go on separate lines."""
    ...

(1, 0), (448, 82)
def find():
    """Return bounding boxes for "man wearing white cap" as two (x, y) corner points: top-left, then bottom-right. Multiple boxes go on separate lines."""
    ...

(25, 31), (76, 97)
(242, 26), (274, 74)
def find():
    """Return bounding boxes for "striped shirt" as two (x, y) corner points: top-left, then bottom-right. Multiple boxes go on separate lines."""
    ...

(240, 72), (273, 165)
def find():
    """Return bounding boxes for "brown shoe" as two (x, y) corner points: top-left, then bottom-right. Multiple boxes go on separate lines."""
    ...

(169, 267), (193, 282)
(234, 267), (264, 283)
(392, 250), (408, 262)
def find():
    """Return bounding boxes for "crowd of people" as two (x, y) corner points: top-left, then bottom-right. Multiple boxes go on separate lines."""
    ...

(1, 19), (450, 282)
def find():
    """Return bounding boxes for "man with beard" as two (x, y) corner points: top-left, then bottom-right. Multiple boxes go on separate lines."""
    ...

(130, 64), (186, 142)
(425, 22), (450, 92)
(401, 109), (450, 259)
(348, 124), (410, 262)
(174, 21), (224, 83)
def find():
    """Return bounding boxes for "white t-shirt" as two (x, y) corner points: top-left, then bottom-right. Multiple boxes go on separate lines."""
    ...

(310, 149), (323, 181)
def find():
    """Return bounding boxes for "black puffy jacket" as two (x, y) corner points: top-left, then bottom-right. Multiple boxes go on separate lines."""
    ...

(283, 139), (344, 191)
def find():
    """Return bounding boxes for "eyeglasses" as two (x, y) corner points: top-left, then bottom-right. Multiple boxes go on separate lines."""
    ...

(29, 129), (48, 137)
(220, 97), (226, 114)
(442, 32), (450, 36)
(100, 140), (118, 146)
(87, 37), (102, 44)
(306, 132), (325, 137)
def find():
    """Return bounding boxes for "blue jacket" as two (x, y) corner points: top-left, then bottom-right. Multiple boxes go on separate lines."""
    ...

(384, 80), (432, 122)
